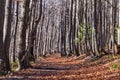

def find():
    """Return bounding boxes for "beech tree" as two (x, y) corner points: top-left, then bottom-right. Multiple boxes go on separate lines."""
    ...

(0, 0), (12, 74)
(3, 0), (12, 72)
(17, 0), (31, 70)
(0, 0), (6, 74)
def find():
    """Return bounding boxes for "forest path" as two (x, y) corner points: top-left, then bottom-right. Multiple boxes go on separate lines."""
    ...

(1, 53), (120, 80)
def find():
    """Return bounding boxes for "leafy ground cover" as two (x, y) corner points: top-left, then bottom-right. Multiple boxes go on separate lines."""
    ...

(0, 54), (120, 80)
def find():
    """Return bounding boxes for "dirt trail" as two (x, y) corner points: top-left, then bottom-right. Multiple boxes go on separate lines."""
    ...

(1, 54), (120, 80)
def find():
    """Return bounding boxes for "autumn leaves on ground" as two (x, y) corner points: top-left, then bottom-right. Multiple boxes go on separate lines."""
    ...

(1, 53), (120, 80)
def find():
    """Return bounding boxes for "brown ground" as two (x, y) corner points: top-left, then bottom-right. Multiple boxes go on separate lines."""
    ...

(0, 53), (120, 80)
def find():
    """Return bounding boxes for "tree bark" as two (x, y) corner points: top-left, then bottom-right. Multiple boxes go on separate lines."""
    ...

(17, 0), (31, 70)
(3, 0), (12, 72)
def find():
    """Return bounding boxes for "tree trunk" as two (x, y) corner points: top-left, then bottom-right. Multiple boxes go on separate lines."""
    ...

(17, 0), (31, 70)
(3, 0), (12, 72)
(0, 0), (6, 74)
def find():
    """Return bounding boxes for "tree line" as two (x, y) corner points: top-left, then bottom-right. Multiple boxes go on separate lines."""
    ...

(0, 0), (120, 75)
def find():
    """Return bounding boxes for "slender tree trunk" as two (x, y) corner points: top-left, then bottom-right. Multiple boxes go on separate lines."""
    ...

(3, 0), (12, 71)
(0, 0), (6, 74)
(17, 0), (31, 70)
(13, 1), (19, 62)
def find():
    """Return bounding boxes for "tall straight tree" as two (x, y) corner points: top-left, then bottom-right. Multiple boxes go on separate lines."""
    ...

(29, 0), (42, 61)
(3, 0), (12, 72)
(17, 0), (30, 70)
(0, 0), (6, 74)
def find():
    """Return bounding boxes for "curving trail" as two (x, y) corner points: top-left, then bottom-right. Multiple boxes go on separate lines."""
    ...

(1, 54), (120, 80)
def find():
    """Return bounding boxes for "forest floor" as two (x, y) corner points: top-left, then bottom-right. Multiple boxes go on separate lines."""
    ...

(0, 53), (120, 80)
